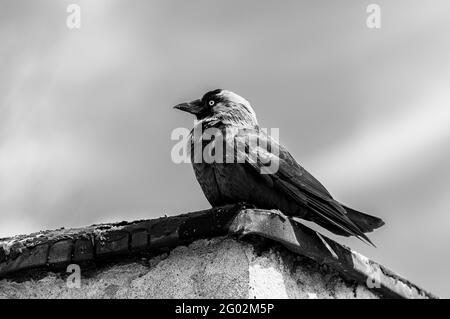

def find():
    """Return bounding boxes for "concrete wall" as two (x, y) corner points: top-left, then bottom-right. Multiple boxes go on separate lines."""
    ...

(0, 237), (378, 299)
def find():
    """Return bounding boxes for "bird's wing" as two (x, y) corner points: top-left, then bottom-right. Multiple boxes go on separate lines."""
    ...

(232, 128), (373, 245)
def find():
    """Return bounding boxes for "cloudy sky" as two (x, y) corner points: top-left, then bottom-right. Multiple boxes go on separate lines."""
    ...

(1, 0), (450, 297)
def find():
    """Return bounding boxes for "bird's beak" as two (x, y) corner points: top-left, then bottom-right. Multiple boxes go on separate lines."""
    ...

(173, 99), (203, 115)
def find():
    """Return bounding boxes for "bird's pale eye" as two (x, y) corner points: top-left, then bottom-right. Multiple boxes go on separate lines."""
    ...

(208, 100), (215, 106)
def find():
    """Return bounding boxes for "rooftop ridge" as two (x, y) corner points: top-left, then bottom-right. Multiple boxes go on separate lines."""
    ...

(0, 204), (437, 299)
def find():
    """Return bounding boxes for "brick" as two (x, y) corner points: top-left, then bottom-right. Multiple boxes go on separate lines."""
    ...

(48, 239), (73, 265)
(149, 218), (183, 249)
(130, 230), (148, 251)
(0, 244), (49, 277)
(0, 247), (6, 263)
(96, 231), (129, 256)
(73, 238), (94, 263)
(179, 213), (214, 240)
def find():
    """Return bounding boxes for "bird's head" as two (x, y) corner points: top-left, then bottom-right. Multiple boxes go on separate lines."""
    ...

(174, 89), (258, 127)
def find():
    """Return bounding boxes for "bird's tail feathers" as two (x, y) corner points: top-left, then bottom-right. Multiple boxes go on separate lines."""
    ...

(306, 197), (376, 246)
(342, 205), (385, 234)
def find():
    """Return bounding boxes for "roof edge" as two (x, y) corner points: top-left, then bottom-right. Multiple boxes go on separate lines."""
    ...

(0, 204), (437, 299)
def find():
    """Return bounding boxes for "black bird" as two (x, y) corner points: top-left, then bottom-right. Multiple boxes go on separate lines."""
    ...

(174, 89), (384, 245)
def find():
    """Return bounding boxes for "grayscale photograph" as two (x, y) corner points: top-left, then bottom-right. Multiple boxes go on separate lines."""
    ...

(0, 0), (449, 307)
